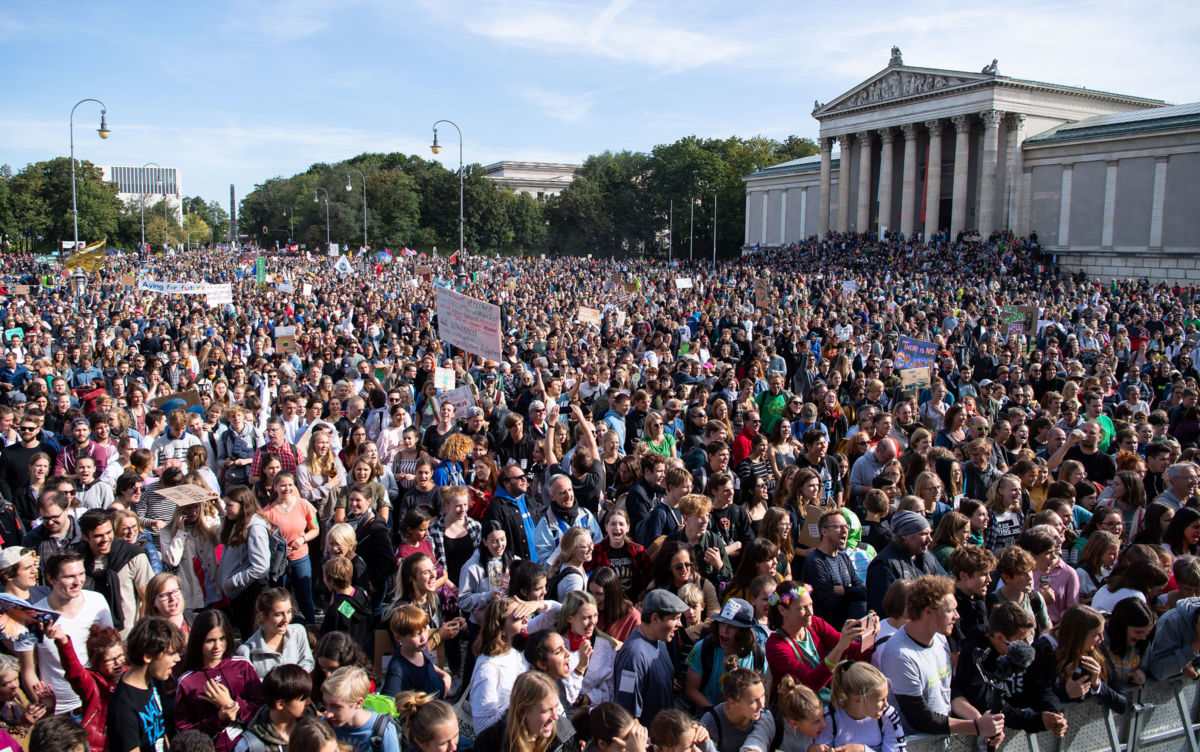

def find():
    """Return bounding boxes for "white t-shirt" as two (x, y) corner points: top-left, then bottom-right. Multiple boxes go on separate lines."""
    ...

(878, 624), (952, 734)
(17, 591), (113, 712)
(1089, 586), (1145, 614)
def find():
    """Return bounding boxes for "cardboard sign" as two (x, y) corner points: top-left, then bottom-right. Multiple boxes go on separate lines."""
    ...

(896, 336), (937, 370)
(150, 389), (201, 409)
(674, 277), (693, 290)
(435, 286), (502, 362)
(437, 385), (477, 419)
(900, 366), (931, 394)
(434, 367), (455, 391)
(275, 325), (297, 354)
(624, 281), (638, 293)
(755, 283), (773, 309)
(13, 285), (30, 296)
(578, 307), (602, 327)
(797, 504), (828, 548)
(415, 264), (433, 277)
(154, 483), (218, 508)
(119, 275), (134, 288)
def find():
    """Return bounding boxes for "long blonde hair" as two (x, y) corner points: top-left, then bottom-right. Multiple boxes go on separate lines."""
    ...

(550, 527), (592, 580)
(505, 672), (559, 752)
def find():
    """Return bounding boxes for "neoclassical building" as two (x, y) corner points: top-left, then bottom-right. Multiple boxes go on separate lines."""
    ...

(743, 49), (1200, 281)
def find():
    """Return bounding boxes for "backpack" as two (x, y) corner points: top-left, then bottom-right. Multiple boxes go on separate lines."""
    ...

(362, 693), (399, 717)
(698, 638), (766, 697)
(368, 712), (402, 752)
(265, 524), (289, 587)
(0, 499), (26, 547)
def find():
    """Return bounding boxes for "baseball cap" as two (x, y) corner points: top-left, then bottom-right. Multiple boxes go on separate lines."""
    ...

(69, 417), (90, 430)
(0, 547), (34, 570)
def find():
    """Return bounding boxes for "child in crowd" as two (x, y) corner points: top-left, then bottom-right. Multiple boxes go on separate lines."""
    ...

(233, 664), (313, 752)
(814, 661), (905, 752)
(322, 666), (401, 752)
(382, 604), (450, 698)
(106, 617), (184, 752)
(699, 668), (772, 752)
(740, 675), (824, 752)
(320, 557), (372, 651)
(649, 709), (716, 752)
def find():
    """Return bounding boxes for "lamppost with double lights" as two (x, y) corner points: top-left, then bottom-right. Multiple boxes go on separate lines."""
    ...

(345, 169), (367, 250)
(314, 187), (331, 249)
(69, 98), (110, 254)
(282, 206), (295, 244)
(431, 120), (463, 256)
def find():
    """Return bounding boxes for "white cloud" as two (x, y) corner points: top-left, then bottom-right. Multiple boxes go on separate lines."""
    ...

(424, 0), (748, 72)
(226, 0), (348, 41)
(520, 87), (598, 123)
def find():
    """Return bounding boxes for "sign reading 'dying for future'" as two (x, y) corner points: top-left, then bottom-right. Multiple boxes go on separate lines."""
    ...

(435, 285), (502, 362)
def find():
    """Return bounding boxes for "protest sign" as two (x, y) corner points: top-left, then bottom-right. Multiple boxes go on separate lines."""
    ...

(624, 281), (638, 293)
(4, 328), (23, 342)
(434, 367), (455, 391)
(437, 385), (476, 419)
(578, 307), (602, 327)
(13, 285), (30, 296)
(155, 484), (218, 507)
(276, 281), (294, 294)
(255, 257), (266, 284)
(119, 275), (134, 288)
(205, 285), (232, 307)
(755, 283), (773, 309)
(415, 264), (433, 278)
(895, 336), (937, 370)
(334, 256), (353, 274)
(674, 277), (693, 290)
(150, 389), (201, 409)
(435, 285), (502, 362)
(302, 283), (313, 297)
(275, 325), (297, 354)
(842, 280), (859, 293)
(900, 366), (931, 394)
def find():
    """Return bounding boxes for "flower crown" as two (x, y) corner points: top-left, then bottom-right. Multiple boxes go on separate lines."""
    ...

(768, 584), (812, 607)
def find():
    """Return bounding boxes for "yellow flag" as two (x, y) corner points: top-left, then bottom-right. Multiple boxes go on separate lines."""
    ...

(64, 238), (106, 273)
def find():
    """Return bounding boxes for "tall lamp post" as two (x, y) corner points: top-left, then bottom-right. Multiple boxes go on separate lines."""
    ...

(314, 187), (331, 249)
(345, 169), (367, 250)
(69, 98), (110, 254)
(712, 193), (718, 265)
(430, 120), (463, 256)
(161, 179), (168, 252)
(139, 161), (160, 251)
(282, 206), (295, 244)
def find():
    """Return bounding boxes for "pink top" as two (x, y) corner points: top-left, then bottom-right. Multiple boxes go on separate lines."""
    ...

(262, 497), (317, 561)
(1043, 558), (1081, 623)
(397, 538), (435, 564)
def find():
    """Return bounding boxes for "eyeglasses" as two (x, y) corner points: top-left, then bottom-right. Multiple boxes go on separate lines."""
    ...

(40, 510), (66, 524)
(155, 589), (182, 601)
(101, 652), (126, 666)
(18, 426), (37, 432)
(505, 475), (528, 483)
(822, 524), (849, 532)
(748, 419), (762, 425)
(672, 562), (694, 572)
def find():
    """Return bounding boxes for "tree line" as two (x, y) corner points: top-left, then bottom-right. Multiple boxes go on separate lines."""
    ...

(0, 134), (815, 258)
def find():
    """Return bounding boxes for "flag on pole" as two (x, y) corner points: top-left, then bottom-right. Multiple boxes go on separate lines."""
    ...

(403, 247), (416, 257)
(449, 250), (459, 265)
(334, 256), (353, 275)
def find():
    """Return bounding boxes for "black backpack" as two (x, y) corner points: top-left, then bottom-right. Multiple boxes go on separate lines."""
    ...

(265, 524), (289, 587)
(368, 712), (402, 752)
(0, 499), (26, 547)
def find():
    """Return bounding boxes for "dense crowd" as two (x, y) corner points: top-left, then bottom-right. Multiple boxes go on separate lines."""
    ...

(2, 230), (1200, 752)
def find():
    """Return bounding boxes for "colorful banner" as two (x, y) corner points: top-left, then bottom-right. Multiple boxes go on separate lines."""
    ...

(435, 285), (502, 362)
(896, 336), (937, 370)
(275, 325), (297, 354)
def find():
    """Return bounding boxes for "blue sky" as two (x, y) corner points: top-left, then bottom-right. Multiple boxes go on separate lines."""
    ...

(2, 0), (1197, 206)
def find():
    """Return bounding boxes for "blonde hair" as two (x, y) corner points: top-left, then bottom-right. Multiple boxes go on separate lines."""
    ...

(325, 523), (358, 558)
(505, 672), (559, 752)
(551, 527), (593, 578)
(676, 582), (704, 609)
(677, 493), (712, 518)
(776, 675), (822, 723)
(830, 660), (889, 710)
(322, 665), (371, 703)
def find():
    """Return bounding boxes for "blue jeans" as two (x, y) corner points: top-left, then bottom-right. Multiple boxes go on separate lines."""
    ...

(289, 553), (316, 624)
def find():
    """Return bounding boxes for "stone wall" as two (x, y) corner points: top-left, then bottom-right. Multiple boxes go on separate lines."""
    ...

(1055, 251), (1200, 284)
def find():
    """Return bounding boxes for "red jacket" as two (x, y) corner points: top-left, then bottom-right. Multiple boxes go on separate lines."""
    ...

(765, 616), (872, 699)
(732, 427), (757, 468)
(176, 658), (265, 752)
(57, 637), (119, 752)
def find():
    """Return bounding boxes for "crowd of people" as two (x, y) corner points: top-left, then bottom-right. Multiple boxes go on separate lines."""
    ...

(2, 229), (1200, 752)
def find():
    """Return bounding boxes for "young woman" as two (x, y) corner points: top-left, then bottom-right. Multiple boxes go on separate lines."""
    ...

(556, 591), (620, 707)
(384, 552), (464, 650)
(648, 541), (719, 617)
(764, 582), (874, 702)
(1132, 502), (1174, 547)
(13, 452), (51, 526)
(339, 425), (369, 469)
(640, 413), (677, 458)
(767, 420), (798, 482)
(1163, 506), (1200, 560)
(469, 454), (500, 519)
(393, 690), (460, 752)
(759, 508), (795, 581)
(591, 508), (651, 601)
(261, 472), (319, 625)
(1047, 605), (1128, 713)
(686, 602), (766, 712)
(469, 597), (535, 735)
(175, 610), (266, 752)
(141, 572), (192, 642)
(984, 475), (1025, 554)
(739, 474), (772, 535)
(218, 485), (272, 638)
(548, 527), (594, 601)
(1075, 531), (1120, 601)
(723, 539), (782, 604)
(252, 453), (283, 509)
(1098, 470), (1148, 537)
(586, 567), (641, 642)
(297, 430), (346, 519)
(40, 622), (124, 752)
(1102, 597), (1156, 689)
(473, 671), (573, 752)
(398, 458), (440, 523)
(929, 511), (970, 571)
(396, 507), (438, 564)
(235, 587), (315, 679)
(159, 498), (221, 612)
(392, 427), (427, 492)
(377, 404), (414, 467)
(357, 441), (400, 504)
(428, 487), (481, 602)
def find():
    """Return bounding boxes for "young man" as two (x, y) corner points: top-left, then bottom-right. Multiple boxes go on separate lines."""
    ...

(381, 604), (451, 698)
(665, 494), (732, 592)
(804, 509), (868, 626)
(74, 508), (153, 636)
(107, 616), (185, 752)
(879, 575), (1005, 739)
(613, 589), (686, 721)
(948, 545), (997, 650)
(29, 715), (87, 752)
(22, 491), (79, 576)
(323, 666), (401, 752)
(634, 465), (691, 547)
(234, 664), (313, 752)
(320, 557), (372, 650)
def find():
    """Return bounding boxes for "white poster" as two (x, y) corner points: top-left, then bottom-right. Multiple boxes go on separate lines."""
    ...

(437, 385), (476, 419)
(674, 277), (693, 289)
(334, 256), (353, 275)
(434, 367), (455, 391)
(276, 281), (294, 294)
(302, 283), (313, 297)
(435, 285), (502, 362)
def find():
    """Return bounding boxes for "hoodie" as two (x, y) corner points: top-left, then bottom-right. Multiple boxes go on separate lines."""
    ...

(1147, 597), (1200, 680)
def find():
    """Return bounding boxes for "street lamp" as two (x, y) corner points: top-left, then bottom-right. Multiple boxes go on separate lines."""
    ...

(69, 98), (110, 255)
(161, 179), (168, 252)
(282, 206), (295, 244)
(431, 120), (463, 257)
(345, 169), (367, 250)
(314, 187), (331, 249)
(712, 193), (718, 265)
(139, 161), (160, 251)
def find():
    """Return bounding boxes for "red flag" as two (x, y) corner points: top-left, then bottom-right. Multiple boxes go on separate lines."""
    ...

(449, 250), (459, 265)
(419, 252), (427, 259)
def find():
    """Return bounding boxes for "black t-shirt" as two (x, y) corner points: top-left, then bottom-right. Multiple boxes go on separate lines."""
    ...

(710, 503), (753, 549)
(107, 679), (167, 752)
(795, 454), (843, 504)
(1063, 446), (1117, 486)
(571, 459), (605, 516)
(422, 424), (459, 457)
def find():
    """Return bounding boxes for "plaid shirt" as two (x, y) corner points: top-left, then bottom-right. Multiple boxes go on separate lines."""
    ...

(250, 441), (301, 479)
(428, 516), (482, 572)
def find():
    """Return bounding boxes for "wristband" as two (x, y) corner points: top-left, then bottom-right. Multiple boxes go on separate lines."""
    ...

(824, 655), (837, 670)
(574, 666), (587, 677)
(974, 718), (981, 735)
(223, 702), (237, 711)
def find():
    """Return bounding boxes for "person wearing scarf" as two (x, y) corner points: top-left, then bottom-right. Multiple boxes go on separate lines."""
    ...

(345, 482), (397, 608)
(534, 475), (603, 563)
(73, 508), (152, 637)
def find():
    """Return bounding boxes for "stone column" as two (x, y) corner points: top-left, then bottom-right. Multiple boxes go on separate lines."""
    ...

(837, 135), (852, 233)
(744, 192), (752, 246)
(950, 115), (973, 237)
(923, 120), (944, 238)
(899, 124), (919, 237)
(818, 138), (832, 237)
(856, 131), (874, 232)
(779, 190), (788, 244)
(978, 110), (1003, 236)
(1101, 160), (1119, 249)
(1018, 167), (1033, 237)
(877, 128), (895, 237)
(1149, 157), (1168, 249)
(799, 189), (808, 239)
(1058, 165), (1073, 246)
(1004, 114), (1025, 229)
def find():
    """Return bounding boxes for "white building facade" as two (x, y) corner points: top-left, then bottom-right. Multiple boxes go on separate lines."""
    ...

(481, 161), (579, 199)
(743, 49), (1200, 282)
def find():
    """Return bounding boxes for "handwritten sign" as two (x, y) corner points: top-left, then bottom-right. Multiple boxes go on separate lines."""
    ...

(276, 281), (294, 294)
(674, 277), (693, 290)
(434, 367), (455, 392)
(900, 366), (931, 394)
(624, 281), (638, 293)
(437, 385), (477, 419)
(13, 285), (30, 296)
(435, 285), (502, 362)
(4, 328), (23, 342)
(896, 336), (937, 370)
(275, 325), (297, 354)
(154, 484), (218, 508)
(755, 283), (773, 309)
(415, 264), (433, 278)
(578, 307), (602, 327)
(150, 389), (201, 410)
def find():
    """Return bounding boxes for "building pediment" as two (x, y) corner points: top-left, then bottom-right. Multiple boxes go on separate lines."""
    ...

(813, 66), (995, 118)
